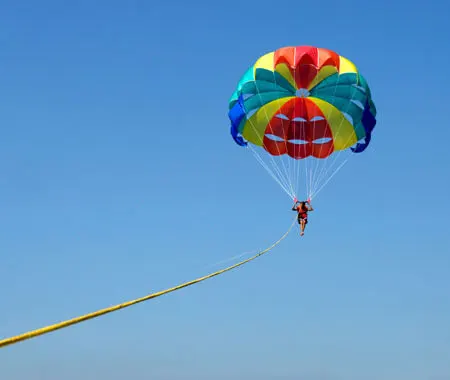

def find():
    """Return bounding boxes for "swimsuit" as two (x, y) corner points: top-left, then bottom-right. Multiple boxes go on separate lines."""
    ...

(296, 206), (308, 224)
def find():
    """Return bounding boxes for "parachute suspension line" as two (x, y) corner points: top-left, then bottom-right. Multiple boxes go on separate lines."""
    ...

(257, 91), (296, 198)
(308, 70), (365, 200)
(304, 160), (310, 200)
(311, 158), (349, 199)
(254, 54), (303, 199)
(249, 147), (292, 198)
(245, 73), (304, 201)
(248, 144), (294, 199)
(310, 147), (353, 199)
(306, 160), (314, 198)
(0, 218), (296, 349)
(304, 48), (321, 201)
(290, 48), (300, 199)
(309, 68), (340, 199)
(291, 57), (309, 201)
(248, 140), (290, 194)
(311, 54), (347, 199)
(244, 93), (296, 199)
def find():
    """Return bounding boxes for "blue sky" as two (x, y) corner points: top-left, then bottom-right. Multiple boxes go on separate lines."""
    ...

(1, 0), (449, 378)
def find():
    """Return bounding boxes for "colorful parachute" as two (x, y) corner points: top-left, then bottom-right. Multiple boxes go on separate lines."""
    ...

(228, 45), (377, 200)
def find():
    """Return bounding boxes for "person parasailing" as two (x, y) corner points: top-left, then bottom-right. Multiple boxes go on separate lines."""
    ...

(292, 197), (313, 236)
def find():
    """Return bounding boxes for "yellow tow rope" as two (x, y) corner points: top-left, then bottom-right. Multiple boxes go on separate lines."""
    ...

(0, 218), (296, 349)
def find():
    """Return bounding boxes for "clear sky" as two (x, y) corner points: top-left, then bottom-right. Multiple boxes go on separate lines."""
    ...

(1, 0), (449, 379)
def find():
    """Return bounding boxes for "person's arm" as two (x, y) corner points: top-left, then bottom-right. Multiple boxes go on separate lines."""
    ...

(306, 201), (313, 211)
(291, 197), (299, 211)
(292, 200), (301, 211)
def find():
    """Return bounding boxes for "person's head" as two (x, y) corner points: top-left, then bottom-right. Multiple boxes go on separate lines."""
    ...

(299, 201), (306, 209)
